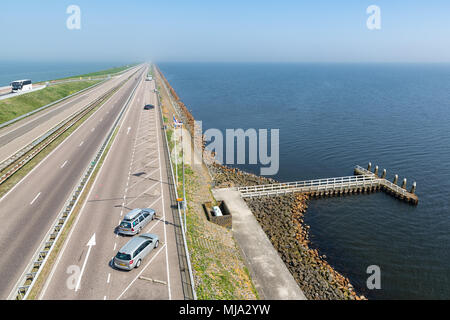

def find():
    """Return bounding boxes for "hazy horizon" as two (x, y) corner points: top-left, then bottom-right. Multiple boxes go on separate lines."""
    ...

(1, 0), (450, 63)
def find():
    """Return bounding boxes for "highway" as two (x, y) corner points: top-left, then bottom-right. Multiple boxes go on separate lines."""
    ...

(0, 65), (141, 164)
(0, 65), (147, 299)
(39, 73), (184, 300)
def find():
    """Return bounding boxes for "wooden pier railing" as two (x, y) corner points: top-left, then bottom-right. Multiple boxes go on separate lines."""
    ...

(237, 164), (418, 205)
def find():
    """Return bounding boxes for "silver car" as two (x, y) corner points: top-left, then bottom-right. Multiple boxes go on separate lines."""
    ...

(113, 233), (160, 270)
(118, 208), (155, 236)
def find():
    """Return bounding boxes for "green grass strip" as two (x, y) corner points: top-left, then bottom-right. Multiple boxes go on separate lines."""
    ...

(0, 80), (100, 124)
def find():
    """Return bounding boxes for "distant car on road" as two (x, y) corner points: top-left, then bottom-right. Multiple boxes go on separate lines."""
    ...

(118, 208), (155, 235)
(113, 233), (160, 270)
(144, 104), (155, 110)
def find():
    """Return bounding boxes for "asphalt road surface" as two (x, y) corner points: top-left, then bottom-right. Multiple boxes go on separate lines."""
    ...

(0, 65), (147, 299)
(39, 75), (184, 300)
(0, 65), (142, 164)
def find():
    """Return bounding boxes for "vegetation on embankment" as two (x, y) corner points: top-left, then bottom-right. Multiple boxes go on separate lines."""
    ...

(0, 86), (118, 199)
(156, 66), (259, 300)
(57, 63), (138, 80)
(154, 63), (366, 300)
(210, 163), (366, 300)
(0, 80), (100, 124)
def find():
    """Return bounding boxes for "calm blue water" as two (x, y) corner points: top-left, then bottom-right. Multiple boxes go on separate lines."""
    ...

(0, 61), (127, 86)
(158, 62), (450, 300)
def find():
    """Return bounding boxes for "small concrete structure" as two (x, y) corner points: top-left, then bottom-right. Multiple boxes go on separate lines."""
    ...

(203, 200), (232, 229)
(212, 188), (307, 300)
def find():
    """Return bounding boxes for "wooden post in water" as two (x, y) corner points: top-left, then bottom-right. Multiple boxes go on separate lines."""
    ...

(401, 178), (407, 189)
(368, 162), (372, 171)
(381, 169), (386, 179)
(374, 166), (379, 176)
(393, 175), (399, 185)
(410, 182), (417, 194)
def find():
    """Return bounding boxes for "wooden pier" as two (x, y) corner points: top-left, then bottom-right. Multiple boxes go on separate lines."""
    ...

(237, 163), (418, 205)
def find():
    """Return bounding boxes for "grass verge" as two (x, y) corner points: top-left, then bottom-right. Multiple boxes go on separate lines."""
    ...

(0, 80), (100, 124)
(59, 64), (139, 80)
(0, 87), (117, 199)
(156, 66), (259, 299)
(182, 163), (259, 299)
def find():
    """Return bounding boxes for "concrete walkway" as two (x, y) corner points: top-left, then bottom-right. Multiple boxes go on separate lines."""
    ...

(212, 188), (307, 300)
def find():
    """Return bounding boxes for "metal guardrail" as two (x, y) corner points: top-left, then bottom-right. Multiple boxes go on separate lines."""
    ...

(0, 84), (120, 185)
(0, 80), (107, 130)
(0, 66), (144, 184)
(10, 68), (144, 300)
(154, 64), (197, 300)
(0, 65), (142, 130)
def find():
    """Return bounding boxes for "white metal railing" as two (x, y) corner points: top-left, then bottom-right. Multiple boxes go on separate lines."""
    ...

(354, 165), (373, 174)
(380, 179), (409, 196)
(354, 165), (409, 196)
(238, 175), (381, 198)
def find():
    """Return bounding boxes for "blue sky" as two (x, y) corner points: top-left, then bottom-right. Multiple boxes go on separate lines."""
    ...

(1, 0), (449, 63)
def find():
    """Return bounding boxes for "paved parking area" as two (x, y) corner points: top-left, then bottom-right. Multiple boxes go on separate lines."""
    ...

(39, 77), (184, 300)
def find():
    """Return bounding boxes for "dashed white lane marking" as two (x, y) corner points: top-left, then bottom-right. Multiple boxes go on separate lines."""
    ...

(143, 158), (158, 168)
(107, 273), (111, 284)
(104, 296), (107, 300)
(79, 141), (84, 147)
(61, 160), (68, 168)
(30, 192), (41, 205)
(148, 167), (160, 177)
(146, 217), (161, 233)
(134, 140), (148, 148)
(148, 195), (162, 208)
(113, 243), (117, 251)
(126, 168), (158, 191)
(127, 127), (131, 135)
(125, 183), (159, 206)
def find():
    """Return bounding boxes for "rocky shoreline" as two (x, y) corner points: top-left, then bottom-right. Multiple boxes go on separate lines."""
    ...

(156, 65), (365, 300)
(209, 163), (365, 300)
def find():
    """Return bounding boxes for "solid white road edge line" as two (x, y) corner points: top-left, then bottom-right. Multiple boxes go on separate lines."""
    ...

(154, 92), (172, 300)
